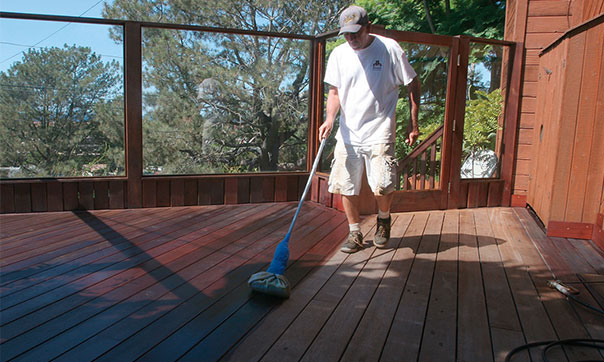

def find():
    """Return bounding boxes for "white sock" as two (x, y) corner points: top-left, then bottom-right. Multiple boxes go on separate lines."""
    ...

(378, 210), (390, 219)
(349, 223), (360, 233)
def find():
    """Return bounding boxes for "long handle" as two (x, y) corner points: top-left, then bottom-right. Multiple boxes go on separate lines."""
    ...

(285, 138), (328, 236)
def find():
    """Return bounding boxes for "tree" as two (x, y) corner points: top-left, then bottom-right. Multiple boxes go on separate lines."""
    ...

(358, 0), (504, 38)
(462, 88), (502, 158)
(0, 45), (123, 177)
(356, 0), (505, 160)
(104, 0), (352, 174)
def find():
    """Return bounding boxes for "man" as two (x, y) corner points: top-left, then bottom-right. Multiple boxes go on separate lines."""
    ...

(318, 5), (420, 253)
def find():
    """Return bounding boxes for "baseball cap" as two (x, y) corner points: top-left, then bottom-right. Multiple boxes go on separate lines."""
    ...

(338, 6), (369, 35)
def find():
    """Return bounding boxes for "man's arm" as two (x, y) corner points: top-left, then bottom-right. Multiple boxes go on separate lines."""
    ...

(319, 85), (340, 140)
(405, 76), (420, 145)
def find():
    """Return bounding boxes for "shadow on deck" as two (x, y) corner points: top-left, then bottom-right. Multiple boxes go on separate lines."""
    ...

(1, 204), (603, 361)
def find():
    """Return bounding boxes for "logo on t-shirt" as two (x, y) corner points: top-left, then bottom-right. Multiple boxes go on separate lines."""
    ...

(372, 60), (383, 71)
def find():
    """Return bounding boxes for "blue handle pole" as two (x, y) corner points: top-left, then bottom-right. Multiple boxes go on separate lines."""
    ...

(266, 138), (328, 275)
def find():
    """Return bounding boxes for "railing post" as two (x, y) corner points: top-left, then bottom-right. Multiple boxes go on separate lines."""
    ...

(439, 36), (461, 208)
(500, 41), (524, 207)
(307, 38), (325, 172)
(124, 22), (143, 208)
(446, 35), (470, 209)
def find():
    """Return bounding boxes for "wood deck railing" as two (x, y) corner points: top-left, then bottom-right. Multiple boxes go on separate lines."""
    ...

(397, 125), (443, 191)
(0, 12), (523, 214)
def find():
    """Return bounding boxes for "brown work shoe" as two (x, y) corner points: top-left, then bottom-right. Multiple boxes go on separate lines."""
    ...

(374, 216), (391, 248)
(340, 231), (363, 253)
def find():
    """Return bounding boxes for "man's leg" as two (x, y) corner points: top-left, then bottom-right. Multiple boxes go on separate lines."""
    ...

(374, 192), (393, 248)
(339, 194), (364, 253)
(342, 195), (361, 224)
(375, 192), (393, 215)
(368, 144), (396, 248)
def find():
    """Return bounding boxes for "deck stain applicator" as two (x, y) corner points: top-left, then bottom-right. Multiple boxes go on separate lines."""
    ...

(248, 138), (327, 298)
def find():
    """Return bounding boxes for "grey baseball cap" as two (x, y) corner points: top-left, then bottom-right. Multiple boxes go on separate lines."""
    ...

(338, 5), (369, 35)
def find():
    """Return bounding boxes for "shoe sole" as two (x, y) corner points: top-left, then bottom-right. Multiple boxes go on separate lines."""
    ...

(374, 238), (389, 248)
(340, 246), (361, 253)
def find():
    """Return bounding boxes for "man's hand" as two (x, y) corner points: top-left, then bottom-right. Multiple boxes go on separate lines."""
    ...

(319, 119), (333, 141)
(320, 86), (340, 141)
(405, 76), (420, 146)
(405, 123), (419, 145)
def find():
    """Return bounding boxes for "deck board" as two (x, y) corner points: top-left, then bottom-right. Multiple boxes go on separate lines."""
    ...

(1, 205), (603, 362)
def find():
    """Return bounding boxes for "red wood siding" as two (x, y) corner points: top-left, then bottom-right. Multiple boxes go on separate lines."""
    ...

(507, 0), (603, 203)
(528, 13), (604, 237)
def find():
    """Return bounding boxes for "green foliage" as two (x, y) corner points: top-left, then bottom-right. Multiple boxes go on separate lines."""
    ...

(104, 0), (352, 174)
(357, 0), (504, 39)
(462, 88), (502, 159)
(355, 0), (504, 164)
(0, 45), (123, 178)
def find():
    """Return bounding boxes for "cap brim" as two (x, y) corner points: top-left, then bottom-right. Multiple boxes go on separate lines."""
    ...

(338, 24), (362, 35)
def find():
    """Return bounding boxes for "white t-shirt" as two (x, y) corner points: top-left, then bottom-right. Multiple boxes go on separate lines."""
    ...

(324, 34), (417, 146)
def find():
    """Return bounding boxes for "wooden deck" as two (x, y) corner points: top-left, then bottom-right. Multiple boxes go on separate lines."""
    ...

(1, 204), (603, 362)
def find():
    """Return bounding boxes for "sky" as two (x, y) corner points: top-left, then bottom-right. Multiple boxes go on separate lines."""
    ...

(0, 0), (120, 72)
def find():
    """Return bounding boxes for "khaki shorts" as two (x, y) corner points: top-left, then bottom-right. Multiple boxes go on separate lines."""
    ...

(328, 142), (398, 196)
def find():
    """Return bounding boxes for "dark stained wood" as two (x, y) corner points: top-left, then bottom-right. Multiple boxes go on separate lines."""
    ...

(62, 182), (78, 211)
(274, 176), (288, 202)
(224, 178), (238, 205)
(0, 204), (278, 360)
(250, 176), (274, 203)
(297, 175), (308, 201)
(332, 193), (343, 212)
(237, 177), (250, 204)
(310, 175), (319, 203)
(94, 181), (109, 210)
(1, 206), (602, 361)
(0, 184), (15, 213)
(198, 178), (224, 205)
(391, 190), (442, 213)
(142, 179), (157, 208)
(156, 179), (170, 207)
(171, 179), (185, 206)
(109, 180), (125, 209)
(146, 207), (343, 362)
(318, 177), (331, 207)
(78, 181), (94, 210)
(286, 175), (299, 202)
(124, 22), (143, 208)
(219, 224), (351, 362)
(183, 179), (198, 206)
(467, 181), (489, 208)
(487, 180), (504, 206)
(30, 183), (47, 212)
(13, 184), (31, 213)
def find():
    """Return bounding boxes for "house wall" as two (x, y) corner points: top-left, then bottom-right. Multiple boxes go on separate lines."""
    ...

(505, 0), (603, 204)
(527, 13), (604, 239)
